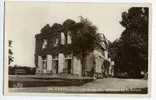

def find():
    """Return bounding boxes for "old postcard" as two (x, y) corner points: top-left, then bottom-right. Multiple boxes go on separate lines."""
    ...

(4, 1), (151, 96)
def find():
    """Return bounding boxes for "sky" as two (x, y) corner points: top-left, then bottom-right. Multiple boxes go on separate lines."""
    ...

(5, 2), (134, 67)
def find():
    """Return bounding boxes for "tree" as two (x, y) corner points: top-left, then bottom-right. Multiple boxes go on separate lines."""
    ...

(51, 23), (63, 33)
(109, 7), (149, 78)
(63, 19), (76, 31)
(70, 17), (100, 76)
(8, 40), (14, 65)
(40, 24), (51, 34)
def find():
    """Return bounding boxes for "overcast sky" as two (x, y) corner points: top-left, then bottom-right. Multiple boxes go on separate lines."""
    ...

(5, 2), (137, 67)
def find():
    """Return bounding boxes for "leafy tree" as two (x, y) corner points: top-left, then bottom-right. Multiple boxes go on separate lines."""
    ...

(70, 17), (100, 76)
(110, 7), (149, 77)
(40, 24), (51, 34)
(63, 19), (76, 31)
(41, 23), (63, 34)
(51, 23), (63, 33)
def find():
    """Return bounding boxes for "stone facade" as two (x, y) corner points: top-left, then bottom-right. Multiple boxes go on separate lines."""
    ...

(35, 30), (114, 78)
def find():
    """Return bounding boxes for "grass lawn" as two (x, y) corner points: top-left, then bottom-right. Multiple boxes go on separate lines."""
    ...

(9, 75), (148, 94)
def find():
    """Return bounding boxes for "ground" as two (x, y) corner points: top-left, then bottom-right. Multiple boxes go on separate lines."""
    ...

(9, 77), (148, 93)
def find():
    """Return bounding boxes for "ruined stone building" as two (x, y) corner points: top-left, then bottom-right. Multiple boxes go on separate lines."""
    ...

(35, 21), (114, 78)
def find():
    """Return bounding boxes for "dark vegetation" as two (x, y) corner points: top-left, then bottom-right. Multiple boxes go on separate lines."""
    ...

(108, 7), (149, 78)
(9, 65), (36, 75)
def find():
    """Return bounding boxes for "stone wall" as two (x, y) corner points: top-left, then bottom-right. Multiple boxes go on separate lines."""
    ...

(35, 30), (114, 77)
(73, 56), (82, 76)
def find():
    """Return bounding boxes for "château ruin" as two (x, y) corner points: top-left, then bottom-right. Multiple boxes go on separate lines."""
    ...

(35, 19), (114, 78)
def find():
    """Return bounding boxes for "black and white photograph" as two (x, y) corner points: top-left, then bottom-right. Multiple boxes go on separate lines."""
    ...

(4, 2), (151, 95)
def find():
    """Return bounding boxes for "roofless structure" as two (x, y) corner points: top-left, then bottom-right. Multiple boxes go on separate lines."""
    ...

(35, 19), (114, 78)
